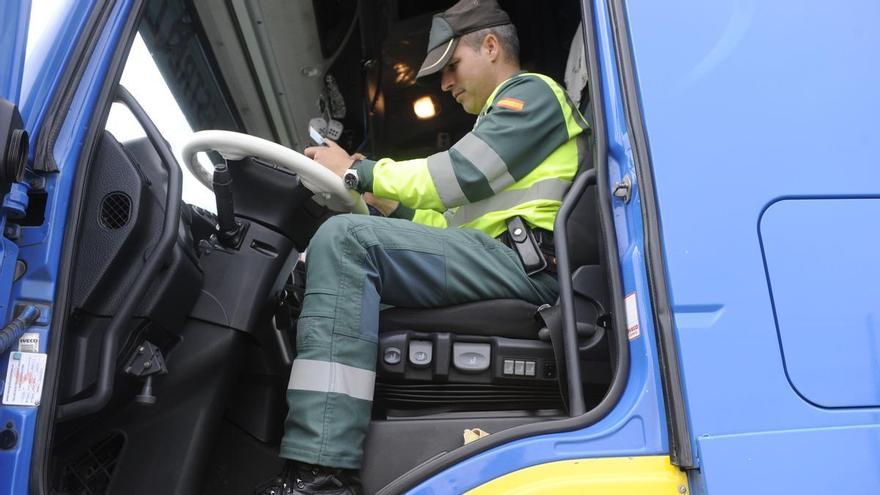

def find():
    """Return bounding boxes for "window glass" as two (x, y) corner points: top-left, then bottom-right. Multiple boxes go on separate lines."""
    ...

(22, 0), (75, 103)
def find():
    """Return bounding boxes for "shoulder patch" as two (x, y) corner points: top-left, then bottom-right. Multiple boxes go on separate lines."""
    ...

(496, 97), (524, 111)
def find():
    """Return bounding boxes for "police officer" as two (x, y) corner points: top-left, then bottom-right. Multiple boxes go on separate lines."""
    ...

(257, 1), (589, 493)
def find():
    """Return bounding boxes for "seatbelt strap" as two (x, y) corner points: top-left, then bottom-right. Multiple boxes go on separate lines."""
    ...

(537, 303), (569, 413)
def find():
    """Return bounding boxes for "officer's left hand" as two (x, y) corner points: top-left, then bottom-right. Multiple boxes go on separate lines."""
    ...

(304, 139), (355, 177)
(364, 193), (399, 216)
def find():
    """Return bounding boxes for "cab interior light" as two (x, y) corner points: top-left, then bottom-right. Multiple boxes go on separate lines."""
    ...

(413, 96), (438, 119)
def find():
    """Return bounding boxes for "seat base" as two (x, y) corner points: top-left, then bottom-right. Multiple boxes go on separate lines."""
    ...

(379, 299), (542, 340)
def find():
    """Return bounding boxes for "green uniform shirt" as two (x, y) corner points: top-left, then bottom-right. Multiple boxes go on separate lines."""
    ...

(353, 71), (589, 238)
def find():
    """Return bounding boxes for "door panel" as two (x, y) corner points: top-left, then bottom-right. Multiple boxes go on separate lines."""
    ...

(623, 0), (880, 493)
(760, 198), (880, 408)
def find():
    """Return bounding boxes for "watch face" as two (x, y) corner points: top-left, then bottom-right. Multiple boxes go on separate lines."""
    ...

(344, 171), (358, 189)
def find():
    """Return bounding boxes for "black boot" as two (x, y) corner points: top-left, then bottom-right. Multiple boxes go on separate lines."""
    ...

(254, 461), (361, 495)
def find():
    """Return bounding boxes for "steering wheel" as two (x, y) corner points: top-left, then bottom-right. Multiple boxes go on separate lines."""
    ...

(181, 130), (368, 214)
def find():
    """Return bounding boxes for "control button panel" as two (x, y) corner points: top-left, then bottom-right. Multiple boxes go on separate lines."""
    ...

(452, 343), (491, 372)
(502, 358), (537, 377)
(408, 340), (433, 367)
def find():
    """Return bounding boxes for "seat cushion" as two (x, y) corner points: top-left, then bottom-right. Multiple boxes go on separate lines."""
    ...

(378, 299), (541, 340)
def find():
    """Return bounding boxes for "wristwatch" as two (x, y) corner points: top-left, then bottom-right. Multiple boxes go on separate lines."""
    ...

(343, 168), (359, 190)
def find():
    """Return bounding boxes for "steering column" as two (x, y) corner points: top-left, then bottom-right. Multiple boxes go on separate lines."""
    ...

(212, 161), (245, 248)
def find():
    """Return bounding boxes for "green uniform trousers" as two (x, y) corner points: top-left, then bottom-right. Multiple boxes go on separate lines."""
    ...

(281, 214), (558, 469)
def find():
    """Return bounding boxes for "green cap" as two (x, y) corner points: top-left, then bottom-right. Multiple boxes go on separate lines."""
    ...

(416, 0), (512, 80)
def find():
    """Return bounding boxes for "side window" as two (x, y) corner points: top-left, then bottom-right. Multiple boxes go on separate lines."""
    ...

(105, 34), (215, 211)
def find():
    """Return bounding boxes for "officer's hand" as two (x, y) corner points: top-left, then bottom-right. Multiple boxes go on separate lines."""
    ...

(364, 193), (399, 216)
(304, 139), (354, 177)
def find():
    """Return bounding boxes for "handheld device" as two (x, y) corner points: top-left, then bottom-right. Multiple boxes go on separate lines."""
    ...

(309, 125), (326, 146)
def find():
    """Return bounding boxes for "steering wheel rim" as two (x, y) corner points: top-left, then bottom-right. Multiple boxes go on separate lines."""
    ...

(181, 130), (368, 214)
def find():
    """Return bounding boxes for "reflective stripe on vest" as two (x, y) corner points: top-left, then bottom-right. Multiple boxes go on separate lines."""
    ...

(428, 133), (518, 209)
(427, 152), (467, 207)
(452, 133), (516, 195)
(445, 177), (572, 227)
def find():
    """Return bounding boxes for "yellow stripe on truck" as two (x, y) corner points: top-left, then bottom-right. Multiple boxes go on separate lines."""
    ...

(466, 456), (688, 495)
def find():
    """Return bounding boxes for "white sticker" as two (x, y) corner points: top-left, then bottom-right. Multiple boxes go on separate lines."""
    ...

(3, 352), (47, 406)
(625, 292), (641, 341)
(18, 332), (40, 353)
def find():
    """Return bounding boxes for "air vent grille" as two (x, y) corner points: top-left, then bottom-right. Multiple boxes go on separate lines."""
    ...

(99, 192), (131, 230)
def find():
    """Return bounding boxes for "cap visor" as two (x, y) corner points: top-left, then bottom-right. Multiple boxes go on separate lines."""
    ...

(416, 38), (458, 80)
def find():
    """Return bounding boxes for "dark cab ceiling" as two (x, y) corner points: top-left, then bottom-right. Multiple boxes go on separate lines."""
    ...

(141, 0), (581, 160)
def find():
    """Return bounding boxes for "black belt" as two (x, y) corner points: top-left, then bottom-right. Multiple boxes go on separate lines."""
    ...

(497, 217), (557, 276)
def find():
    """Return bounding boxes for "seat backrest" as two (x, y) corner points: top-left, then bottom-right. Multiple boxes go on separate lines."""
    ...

(560, 21), (600, 270)
(564, 180), (600, 269)
(564, 23), (590, 110)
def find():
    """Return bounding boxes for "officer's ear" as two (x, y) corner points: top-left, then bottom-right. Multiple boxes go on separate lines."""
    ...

(481, 33), (501, 62)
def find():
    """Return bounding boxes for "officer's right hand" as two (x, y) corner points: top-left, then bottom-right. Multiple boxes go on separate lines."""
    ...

(304, 139), (355, 177)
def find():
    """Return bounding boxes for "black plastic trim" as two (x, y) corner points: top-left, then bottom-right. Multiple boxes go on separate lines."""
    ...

(31, 2), (148, 492)
(607, 0), (695, 468)
(55, 85), (182, 421)
(375, 0), (630, 492)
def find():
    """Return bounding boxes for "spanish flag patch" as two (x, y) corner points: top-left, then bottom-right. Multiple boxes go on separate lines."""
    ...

(496, 97), (524, 111)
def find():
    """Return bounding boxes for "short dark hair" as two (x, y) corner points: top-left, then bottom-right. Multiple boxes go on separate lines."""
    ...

(459, 24), (520, 65)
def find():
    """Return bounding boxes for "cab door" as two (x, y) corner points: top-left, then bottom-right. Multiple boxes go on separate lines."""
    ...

(0, 0), (36, 493)
(1, 0), (131, 492)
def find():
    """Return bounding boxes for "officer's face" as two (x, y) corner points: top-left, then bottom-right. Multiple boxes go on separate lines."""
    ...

(440, 40), (496, 114)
